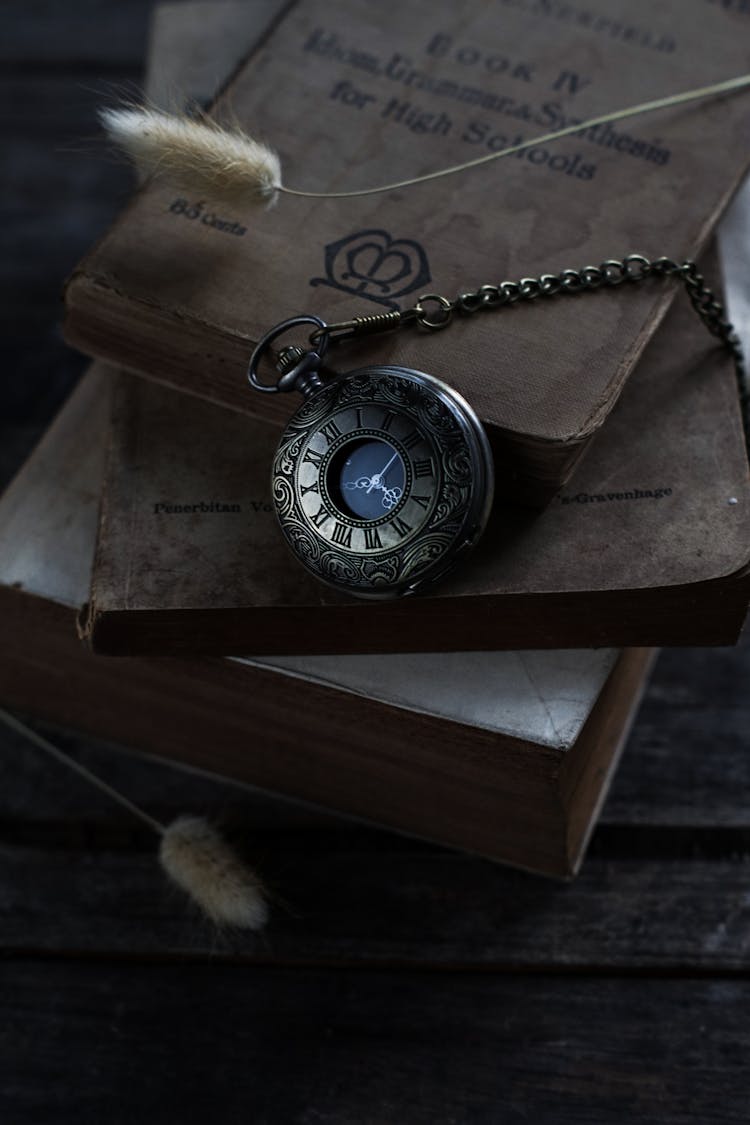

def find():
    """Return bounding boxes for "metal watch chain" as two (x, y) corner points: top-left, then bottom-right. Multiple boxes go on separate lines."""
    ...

(446, 255), (749, 448)
(247, 252), (747, 601)
(249, 253), (749, 452)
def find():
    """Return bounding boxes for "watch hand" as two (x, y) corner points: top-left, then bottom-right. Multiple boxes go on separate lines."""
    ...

(381, 485), (403, 510)
(379, 451), (399, 477)
(367, 452), (399, 493)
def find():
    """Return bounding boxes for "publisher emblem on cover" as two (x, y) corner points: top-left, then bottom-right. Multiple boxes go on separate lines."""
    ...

(310, 228), (431, 307)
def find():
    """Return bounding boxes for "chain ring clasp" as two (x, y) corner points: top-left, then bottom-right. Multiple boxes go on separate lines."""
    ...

(412, 293), (453, 330)
(247, 315), (330, 394)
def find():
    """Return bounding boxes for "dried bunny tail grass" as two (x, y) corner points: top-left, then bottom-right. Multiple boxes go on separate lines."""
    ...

(159, 815), (269, 930)
(100, 75), (750, 206)
(99, 105), (281, 207)
(0, 708), (271, 931)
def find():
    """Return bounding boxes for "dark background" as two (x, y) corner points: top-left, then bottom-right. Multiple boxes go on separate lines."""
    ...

(1, 3), (749, 1122)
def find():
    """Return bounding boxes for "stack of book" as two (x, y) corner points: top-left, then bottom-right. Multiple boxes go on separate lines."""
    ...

(2, 0), (749, 878)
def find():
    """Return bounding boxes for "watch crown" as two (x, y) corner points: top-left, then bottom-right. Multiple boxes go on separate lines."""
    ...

(277, 344), (307, 375)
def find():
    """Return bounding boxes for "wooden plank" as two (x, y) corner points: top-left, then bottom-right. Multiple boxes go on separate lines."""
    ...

(2, 843), (750, 969)
(1, 962), (748, 1124)
(0, 76), (145, 138)
(2, 80), (142, 289)
(0, 719), (340, 831)
(2, 72), (141, 489)
(605, 637), (750, 826)
(0, 2), (152, 67)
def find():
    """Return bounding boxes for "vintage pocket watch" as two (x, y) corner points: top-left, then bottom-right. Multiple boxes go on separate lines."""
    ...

(248, 257), (745, 600)
(249, 313), (494, 599)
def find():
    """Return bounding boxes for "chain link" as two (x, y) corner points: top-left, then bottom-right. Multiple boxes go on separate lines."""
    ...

(403, 253), (748, 451)
(313, 254), (748, 453)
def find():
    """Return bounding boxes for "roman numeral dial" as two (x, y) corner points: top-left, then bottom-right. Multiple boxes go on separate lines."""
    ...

(303, 445), (324, 468)
(310, 504), (330, 529)
(320, 419), (342, 445)
(390, 515), (413, 539)
(296, 401), (442, 556)
(331, 522), (353, 547)
(364, 526), (382, 549)
(271, 357), (492, 598)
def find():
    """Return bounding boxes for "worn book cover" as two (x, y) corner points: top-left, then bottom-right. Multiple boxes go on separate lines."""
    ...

(64, 0), (750, 504)
(0, 366), (654, 877)
(81, 241), (750, 656)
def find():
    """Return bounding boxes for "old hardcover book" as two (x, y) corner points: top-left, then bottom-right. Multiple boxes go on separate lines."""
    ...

(81, 245), (750, 656)
(0, 367), (653, 878)
(63, 0), (750, 505)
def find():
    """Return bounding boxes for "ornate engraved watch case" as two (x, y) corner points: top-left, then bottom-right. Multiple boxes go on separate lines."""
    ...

(274, 364), (493, 597)
(248, 256), (746, 599)
(249, 317), (494, 599)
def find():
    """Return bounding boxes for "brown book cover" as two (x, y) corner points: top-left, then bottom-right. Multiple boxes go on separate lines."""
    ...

(0, 366), (653, 878)
(63, 0), (750, 504)
(81, 246), (750, 656)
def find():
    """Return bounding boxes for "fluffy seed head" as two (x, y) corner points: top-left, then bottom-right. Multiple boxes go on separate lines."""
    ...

(159, 815), (269, 930)
(99, 106), (281, 207)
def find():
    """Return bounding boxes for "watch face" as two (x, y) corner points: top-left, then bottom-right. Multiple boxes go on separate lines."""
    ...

(272, 366), (494, 598)
(332, 438), (406, 521)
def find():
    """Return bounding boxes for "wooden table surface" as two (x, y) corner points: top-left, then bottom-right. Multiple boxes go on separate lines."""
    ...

(2, 4), (749, 1122)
